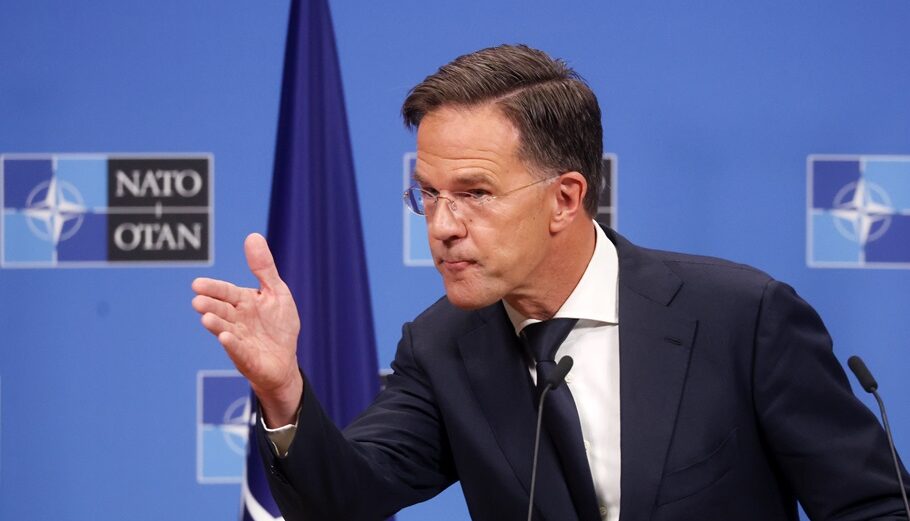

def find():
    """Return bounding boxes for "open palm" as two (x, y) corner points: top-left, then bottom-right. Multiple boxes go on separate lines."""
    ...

(192, 233), (303, 424)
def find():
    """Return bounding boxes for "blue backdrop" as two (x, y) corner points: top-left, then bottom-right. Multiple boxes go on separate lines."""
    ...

(1, 1), (908, 519)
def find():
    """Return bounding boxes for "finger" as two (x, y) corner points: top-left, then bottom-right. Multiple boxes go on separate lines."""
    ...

(192, 277), (244, 306)
(218, 330), (240, 352)
(217, 331), (256, 375)
(244, 233), (284, 291)
(200, 312), (234, 337)
(217, 331), (246, 360)
(192, 294), (236, 322)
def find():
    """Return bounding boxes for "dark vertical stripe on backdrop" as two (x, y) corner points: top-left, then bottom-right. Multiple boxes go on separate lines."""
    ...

(241, 0), (381, 518)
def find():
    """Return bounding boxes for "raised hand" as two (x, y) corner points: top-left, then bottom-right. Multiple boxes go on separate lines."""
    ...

(191, 233), (303, 426)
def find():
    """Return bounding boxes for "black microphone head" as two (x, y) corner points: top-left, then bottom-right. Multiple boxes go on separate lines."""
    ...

(848, 355), (878, 393)
(547, 356), (574, 390)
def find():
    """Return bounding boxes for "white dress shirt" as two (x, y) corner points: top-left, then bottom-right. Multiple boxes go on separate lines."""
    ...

(267, 222), (621, 521)
(503, 222), (621, 521)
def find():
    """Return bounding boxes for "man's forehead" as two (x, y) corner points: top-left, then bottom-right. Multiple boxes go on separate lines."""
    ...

(411, 103), (537, 190)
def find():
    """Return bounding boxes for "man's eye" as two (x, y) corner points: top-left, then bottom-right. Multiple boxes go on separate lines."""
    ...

(463, 190), (491, 199)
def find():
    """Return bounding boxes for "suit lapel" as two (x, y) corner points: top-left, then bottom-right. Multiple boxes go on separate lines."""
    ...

(607, 229), (697, 521)
(459, 303), (580, 521)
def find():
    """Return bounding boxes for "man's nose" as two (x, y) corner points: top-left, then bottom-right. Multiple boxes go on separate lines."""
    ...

(427, 198), (466, 241)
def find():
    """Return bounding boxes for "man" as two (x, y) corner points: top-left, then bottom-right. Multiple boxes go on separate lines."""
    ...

(191, 45), (909, 520)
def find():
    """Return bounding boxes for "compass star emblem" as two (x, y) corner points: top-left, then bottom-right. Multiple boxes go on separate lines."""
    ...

(222, 396), (251, 456)
(23, 176), (87, 244)
(829, 178), (894, 245)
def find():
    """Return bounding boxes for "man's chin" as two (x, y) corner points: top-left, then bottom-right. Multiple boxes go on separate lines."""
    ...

(445, 297), (491, 310)
(443, 283), (502, 310)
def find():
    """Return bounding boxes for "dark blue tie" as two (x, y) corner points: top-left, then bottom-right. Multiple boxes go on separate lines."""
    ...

(522, 318), (600, 521)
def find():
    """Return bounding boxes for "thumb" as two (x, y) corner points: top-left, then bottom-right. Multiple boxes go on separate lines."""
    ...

(244, 233), (283, 291)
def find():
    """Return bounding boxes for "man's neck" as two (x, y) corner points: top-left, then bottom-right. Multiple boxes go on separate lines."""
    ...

(504, 220), (596, 320)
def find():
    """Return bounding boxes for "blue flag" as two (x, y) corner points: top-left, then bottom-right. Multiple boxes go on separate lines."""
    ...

(240, 0), (381, 518)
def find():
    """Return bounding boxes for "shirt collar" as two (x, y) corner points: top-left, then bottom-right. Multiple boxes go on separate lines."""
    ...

(503, 222), (619, 336)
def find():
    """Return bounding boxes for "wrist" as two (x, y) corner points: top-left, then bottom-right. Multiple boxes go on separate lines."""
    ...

(256, 370), (304, 428)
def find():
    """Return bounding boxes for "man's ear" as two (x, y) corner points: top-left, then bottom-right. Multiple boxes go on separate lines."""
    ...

(551, 172), (587, 233)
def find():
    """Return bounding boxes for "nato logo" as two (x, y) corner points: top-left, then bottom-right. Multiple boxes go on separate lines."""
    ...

(808, 155), (910, 268)
(1, 154), (213, 268)
(402, 153), (618, 266)
(197, 370), (250, 484)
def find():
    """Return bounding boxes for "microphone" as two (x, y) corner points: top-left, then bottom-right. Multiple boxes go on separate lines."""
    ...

(848, 356), (878, 392)
(847, 355), (910, 518)
(527, 356), (574, 521)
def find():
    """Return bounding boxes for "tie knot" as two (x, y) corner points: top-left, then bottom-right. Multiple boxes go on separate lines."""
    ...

(521, 318), (578, 363)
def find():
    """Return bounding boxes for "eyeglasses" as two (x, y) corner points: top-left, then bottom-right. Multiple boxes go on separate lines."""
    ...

(402, 175), (559, 217)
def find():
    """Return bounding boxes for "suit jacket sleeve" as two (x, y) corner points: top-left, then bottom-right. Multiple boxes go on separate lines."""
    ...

(753, 280), (909, 520)
(254, 321), (457, 521)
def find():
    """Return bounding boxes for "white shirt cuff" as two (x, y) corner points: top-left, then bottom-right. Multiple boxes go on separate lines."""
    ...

(261, 410), (300, 457)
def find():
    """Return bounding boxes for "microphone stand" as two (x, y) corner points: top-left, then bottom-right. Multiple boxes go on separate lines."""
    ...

(526, 356), (574, 521)
(848, 355), (910, 519)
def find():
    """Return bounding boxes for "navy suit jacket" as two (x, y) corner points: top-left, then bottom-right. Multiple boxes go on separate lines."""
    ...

(257, 228), (909, 521)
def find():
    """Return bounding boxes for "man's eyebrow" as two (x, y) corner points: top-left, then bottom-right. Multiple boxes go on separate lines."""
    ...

(451, 171), (497, 185)
(411, 171), (428, 186)
(411, 171), (497, 187)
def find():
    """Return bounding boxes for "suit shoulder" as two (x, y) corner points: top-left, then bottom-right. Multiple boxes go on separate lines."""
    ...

(647, 247), (775, 295)
(649, 247), (771, 279)
(407, 296), (486, 339)
(392, 297), (494, 371)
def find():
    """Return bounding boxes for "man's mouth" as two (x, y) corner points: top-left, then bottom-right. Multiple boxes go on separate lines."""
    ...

(439, 258), (476, 272)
